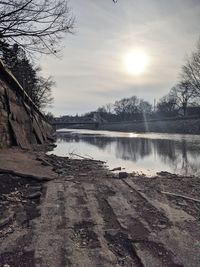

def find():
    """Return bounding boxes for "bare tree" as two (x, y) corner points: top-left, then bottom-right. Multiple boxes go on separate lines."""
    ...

(138, 99), (152, 115)
(35, 75), (54, 109)
(170, 81), (196, 116)
(104, 103), (113, 114)
(114, 96), (152, 121)
(0, 0), (74, 55)
(114, 97), (132, 120)
(181, 40), (200, 97)
(157, 95), (178, 117)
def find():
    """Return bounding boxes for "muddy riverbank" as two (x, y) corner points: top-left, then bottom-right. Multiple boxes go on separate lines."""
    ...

(0, 147), (199, 267)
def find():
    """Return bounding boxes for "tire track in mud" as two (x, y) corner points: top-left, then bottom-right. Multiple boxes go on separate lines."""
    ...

(104, 231), (145, 267)
(121, 179), (184, 266)
(95, 178), (184, 267)
(121, 179), (171, 230)
(94, 183), (144, 267)
(63, 182), (116, 266)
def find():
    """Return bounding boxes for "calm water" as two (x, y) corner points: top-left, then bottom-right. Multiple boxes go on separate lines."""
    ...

(51, 129), (200, 176)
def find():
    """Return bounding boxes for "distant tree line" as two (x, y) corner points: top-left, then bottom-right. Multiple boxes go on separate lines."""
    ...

(89, 96), (152, 122)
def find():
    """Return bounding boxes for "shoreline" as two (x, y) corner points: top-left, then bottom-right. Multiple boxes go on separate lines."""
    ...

(62, 116), (200, 135)
(0, 146), (199, 266)
(99, 117), (200, 134)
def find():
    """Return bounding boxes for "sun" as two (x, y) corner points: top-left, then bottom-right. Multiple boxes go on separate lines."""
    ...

(123, 49), (149, 75)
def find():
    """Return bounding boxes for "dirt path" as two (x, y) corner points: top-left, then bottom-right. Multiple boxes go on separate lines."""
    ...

(0, 152), (200, 267)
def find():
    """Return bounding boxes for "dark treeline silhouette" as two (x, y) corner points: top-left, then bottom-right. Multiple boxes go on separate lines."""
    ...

(0, 43), (54, 109)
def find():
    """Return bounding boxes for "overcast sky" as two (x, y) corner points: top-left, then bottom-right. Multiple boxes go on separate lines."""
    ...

(40, 0), (200, 116)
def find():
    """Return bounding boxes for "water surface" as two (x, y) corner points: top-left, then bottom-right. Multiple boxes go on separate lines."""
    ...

(51, 129), (200, 176)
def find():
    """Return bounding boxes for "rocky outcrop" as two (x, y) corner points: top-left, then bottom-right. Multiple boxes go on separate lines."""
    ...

(0, 60), (53, 149)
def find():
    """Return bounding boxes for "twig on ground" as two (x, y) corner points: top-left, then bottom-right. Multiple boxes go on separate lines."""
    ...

(69, 152), (106, 163)
(161, 191), (200, 203)
(36, 157), (53, 167)
(84, 154), (94, 160)
(69, 152), (91, 160)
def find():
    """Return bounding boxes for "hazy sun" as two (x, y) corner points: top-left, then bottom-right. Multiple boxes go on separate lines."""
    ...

(123, 50), (149, 75)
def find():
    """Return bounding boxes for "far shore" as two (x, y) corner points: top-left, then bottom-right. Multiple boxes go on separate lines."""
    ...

(60, 116), (200, 135)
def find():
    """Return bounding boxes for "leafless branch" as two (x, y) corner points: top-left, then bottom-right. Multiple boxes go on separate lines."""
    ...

(0, 0), (74, 55)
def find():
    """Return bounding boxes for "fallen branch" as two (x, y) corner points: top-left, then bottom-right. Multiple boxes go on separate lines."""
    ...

(69, 152), (91, 160)
(84, 154), (94, 160)
(36, 157), (53, 167)
(69, 152), (106, 163)
(161, 191), (200, 203)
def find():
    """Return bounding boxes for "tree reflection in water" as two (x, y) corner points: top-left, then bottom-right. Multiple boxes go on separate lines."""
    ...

(57, 132), (200, 176)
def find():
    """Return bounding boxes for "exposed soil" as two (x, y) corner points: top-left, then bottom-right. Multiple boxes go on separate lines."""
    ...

(0, 173), (44, 267)
(0, 148), (199, 267)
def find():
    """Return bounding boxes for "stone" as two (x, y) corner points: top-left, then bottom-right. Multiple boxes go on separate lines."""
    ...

(111, 167), (121, 171)
(118, 172), (128, 179)
(27, 191), (41, 199)
(0, 211), (14, 228)
(29, 186), (42, 191)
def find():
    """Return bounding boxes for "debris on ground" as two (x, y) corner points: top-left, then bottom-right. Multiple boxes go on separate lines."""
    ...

(118, 171), (129, 179)
(0, 148), (199, 267)
(110, 167), (122, 171)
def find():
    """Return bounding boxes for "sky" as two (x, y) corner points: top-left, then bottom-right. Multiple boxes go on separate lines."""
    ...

(40, 0), (200, 116)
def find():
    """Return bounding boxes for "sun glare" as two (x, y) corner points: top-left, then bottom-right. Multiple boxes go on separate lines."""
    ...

(123, 50), (149, 75)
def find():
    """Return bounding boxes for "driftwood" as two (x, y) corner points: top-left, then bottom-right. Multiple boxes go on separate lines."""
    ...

(69, 152), (92, 160)
(84, 154), (94, 160)
(161, 191), (200, 203)
(36, 157), (53, 167)
(69, 152), (106, 163)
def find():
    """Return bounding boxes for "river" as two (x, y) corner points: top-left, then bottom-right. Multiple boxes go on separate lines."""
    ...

(51, 129), (200, 176)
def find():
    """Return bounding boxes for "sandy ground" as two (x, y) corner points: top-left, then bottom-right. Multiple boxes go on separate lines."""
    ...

(0, 149), (200, 267)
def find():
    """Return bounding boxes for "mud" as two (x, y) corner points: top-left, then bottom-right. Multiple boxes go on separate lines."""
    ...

(0, 149), (199, 267)
(0, 173), (43, 267)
